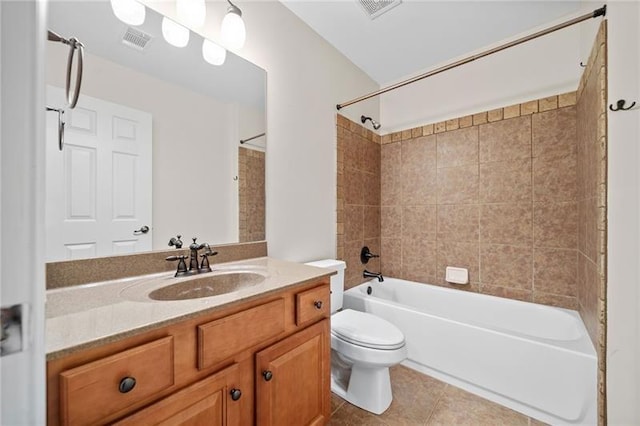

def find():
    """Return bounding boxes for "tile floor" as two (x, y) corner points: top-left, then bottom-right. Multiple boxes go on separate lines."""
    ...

(329, 365), (548, 426)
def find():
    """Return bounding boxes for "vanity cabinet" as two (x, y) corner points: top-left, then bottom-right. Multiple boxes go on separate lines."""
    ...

(47, 280), (330, 426)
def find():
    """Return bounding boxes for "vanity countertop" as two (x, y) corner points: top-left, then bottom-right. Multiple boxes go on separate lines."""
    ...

(46, 257), (333, 360)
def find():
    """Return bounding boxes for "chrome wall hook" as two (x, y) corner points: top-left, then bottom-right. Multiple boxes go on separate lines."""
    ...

(609, 99), (636, 111)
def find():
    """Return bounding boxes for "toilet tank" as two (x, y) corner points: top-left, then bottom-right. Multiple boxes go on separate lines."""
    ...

(304, 259), (346, 313)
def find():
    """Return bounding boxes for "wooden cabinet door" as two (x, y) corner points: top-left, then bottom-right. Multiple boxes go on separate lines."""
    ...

(255, 320), (330, 426)
(114, 363), (244, 426)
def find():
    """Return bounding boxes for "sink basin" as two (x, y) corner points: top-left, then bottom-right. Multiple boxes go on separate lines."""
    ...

(149, 272), (265, 301)
(119, 265), (270, 302)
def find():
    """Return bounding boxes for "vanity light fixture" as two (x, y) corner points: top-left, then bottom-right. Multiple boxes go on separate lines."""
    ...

(161, 17), (189, 48)
(220, 0), (246, 49)
(110, 0), (146, 26)
(176, 0), (206, 29)
(202, 39), (227, 66)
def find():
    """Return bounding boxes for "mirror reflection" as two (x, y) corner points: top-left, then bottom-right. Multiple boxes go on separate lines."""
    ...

(45, 1), (266, 262)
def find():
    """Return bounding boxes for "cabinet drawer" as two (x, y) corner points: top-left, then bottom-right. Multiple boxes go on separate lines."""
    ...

(198, 298), (285, 370)
(296, 285), (330, 326)
(59, 336), (174, 426)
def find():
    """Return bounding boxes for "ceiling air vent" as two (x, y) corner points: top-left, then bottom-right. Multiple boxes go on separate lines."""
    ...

(357, 0), (402, 20)
(121, 27), (152, 51)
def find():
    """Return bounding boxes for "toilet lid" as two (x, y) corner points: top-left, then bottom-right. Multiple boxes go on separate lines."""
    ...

(331, 309), (405, 350)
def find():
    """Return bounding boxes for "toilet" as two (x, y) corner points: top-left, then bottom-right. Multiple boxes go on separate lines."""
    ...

(305, 259), (407, 415)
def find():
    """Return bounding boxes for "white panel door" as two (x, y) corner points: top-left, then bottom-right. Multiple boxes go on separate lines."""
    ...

(45, 86), (152, 261)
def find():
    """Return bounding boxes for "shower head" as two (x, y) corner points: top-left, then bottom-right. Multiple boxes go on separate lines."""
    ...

(361, 115), (381, 130)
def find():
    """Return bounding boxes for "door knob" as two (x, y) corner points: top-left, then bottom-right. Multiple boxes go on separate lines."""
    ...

(230, 388), (242, 401)
(133, 225), (150, 235)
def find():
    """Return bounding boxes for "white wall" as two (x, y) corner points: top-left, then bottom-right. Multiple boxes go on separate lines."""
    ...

(379, 14), (588, 132)
(46, 47), (239, 249)
(237, 103), (266, 151)
(606, 1), (640, 424)
(143, 0), (380, 262)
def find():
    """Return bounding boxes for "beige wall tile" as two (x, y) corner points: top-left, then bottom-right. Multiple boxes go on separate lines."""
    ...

(364, 206), (381, 239)
(437, 204), (479, 243)
(472, 112), (487, 125)
(402, 238), (436, 282)
(363, 237), (381, 272)
(534, 248), (577, 297)
(401, 129), (412, 140)
(480, 204), (532, 246)
(480, 284), (532, 302)
(534, 201), (578, 249)
(423, 124), (434, 136)
(402, 205), (437, 240)
(503, 104), (520, 119)
(521, 100), (539, 115)
(436, 127), (479, 168)
(392, 131), (402, 142)
(362, 140), (381, 175)
(402, 136), (437, 205)
(533, 154), (577, 202)
(381, 206), (402, 239)
(532, 106), (577, 159)
(437, 165), (479, 205)
(446, 118), (460, 131)
(487, 108), (503, 122)
(344, 169), (364, 205)
(437, 241), (480, 283)
(363, 171), (381, 206)
(344, 205), (364, 243)
(539, 95), (558, 112)
(381, 143), (402, 205)
(479, 116), (531, 163)
(411, 126), (423, 138)
(435, 121), (447, 133)
(533, 293), (579, 310)
(479, 158), (532, 204)
(480, 244), (533, 289)
(344, 240), (366, 288)
(459, 115), (473, 128)
(381, 134), (392, 144)
(381, 238), (402, 277)
(558, 91), (577, 107)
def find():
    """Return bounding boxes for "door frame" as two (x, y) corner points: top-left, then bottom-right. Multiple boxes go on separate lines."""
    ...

(0, 1), (46, 424)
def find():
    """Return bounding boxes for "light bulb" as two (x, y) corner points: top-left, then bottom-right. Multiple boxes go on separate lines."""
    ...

(221, 8), (246, 49)
(202, 39), (226, 66)
(110, 0), (145, 26)
(176, 0), (206, 29)
(162, 17), (189, 48)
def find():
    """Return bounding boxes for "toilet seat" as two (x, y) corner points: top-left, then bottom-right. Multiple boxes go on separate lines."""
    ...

(332, 309), (405, 350)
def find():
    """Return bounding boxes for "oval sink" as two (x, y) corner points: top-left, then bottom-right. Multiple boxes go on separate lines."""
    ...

(148, 272), (266, 301)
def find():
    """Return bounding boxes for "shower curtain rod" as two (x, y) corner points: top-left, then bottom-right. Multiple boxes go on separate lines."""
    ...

(240, 132), (266, 144)
(336, 5), (606, 111)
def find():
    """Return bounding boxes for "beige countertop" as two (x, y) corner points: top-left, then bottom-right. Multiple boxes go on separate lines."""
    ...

(46, 257), (333, 360)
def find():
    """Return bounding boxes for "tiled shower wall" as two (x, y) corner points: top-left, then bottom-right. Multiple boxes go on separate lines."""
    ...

(576, 22), (607, 424)
(336, 116), (381, 289)
(238, 147), (266, 242)
(378, 94), (580, 309)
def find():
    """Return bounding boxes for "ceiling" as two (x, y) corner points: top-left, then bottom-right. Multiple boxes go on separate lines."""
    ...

(281, 0), (583, 84)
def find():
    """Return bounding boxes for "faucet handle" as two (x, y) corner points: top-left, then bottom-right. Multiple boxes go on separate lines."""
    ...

(168, 234), (183, 249)
(199, 249), (218, 273)
(166, 255), (188, 277)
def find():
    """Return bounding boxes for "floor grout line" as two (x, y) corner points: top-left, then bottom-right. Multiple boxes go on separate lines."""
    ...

(423, 383), (449, 425)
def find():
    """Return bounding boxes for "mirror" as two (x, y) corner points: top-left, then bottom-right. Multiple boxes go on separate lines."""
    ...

(45, 1), (266, 262)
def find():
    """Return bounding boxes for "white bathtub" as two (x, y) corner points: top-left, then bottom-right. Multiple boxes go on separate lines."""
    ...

(344, 278), (597, 425)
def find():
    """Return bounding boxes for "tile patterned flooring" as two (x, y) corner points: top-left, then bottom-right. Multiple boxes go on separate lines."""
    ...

(329, 365), (548, 426)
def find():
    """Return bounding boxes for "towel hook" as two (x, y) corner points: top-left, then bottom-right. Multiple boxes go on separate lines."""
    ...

(48, 30), (84, 109)
(46, 107), (65, 151)
(609, 99), (636, 112)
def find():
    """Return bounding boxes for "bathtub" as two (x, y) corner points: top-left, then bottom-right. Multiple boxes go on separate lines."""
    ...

(344, 278), (597, 425)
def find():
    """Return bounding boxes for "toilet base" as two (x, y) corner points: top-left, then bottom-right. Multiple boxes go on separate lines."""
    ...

(331, 364), (393, 415)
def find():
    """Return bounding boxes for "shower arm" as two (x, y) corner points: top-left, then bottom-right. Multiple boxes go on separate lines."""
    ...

(336, 5), (606, 110)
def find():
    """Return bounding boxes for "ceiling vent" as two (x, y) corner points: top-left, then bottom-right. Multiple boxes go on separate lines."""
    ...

(357, 0), (402, 20)
(121, 27), (152, 51)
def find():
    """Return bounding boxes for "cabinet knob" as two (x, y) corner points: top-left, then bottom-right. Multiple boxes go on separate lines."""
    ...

(262, 370), (273, 381)
(230, 388), (242, 401)
(314, 300), (323, 310)
(118, 377), (136, 393)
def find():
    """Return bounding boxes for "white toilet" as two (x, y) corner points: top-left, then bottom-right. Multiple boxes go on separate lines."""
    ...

(305, 259), (407, 415)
